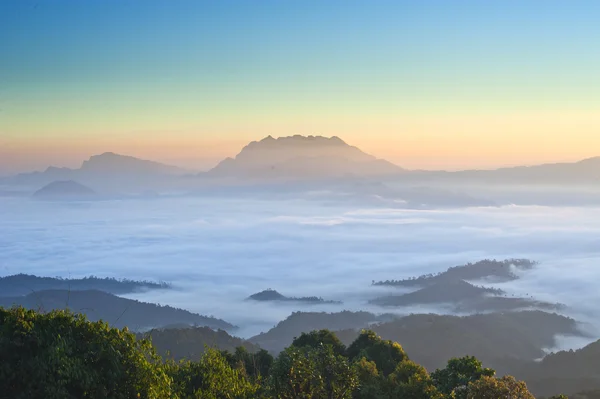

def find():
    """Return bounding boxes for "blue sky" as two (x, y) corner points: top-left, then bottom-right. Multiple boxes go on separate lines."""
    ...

(1, 0), (599, 172)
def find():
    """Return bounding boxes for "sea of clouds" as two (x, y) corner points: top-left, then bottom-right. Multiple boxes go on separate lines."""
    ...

(1, 196), (600, 347)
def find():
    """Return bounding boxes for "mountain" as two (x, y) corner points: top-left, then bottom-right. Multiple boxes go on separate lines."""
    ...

(207, 135), (403, 180)
(373, 259), (536, 288)
(32, 180), (97, 200)
(496, 339), (600, 397)
(249, 310), (583, 368)
(371, 279), (561, 313)
(80, 152), (185, 176)
(0, 274), (170, 297)
(0, 289), (234, 331)
(247, 289), (342, 304)
(10, 153), (188, 190)
(403, 156), (600, 185)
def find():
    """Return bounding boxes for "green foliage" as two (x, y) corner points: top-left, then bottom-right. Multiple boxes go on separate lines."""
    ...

(466, 375), (535, 399)
(292, 329), (347, 356)
(269, 344), (358, 399)
(0, 306), (174, 399)
(167, 348), (259, 399)
(387, 360), (443, 399)
(431, 355), (495, 399)
(0, 308), (552, 399)
(221, 346), (273, 381)
(346, 330), (407, 376)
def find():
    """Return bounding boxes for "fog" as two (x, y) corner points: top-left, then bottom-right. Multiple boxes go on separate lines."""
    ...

(2, 196), (600, 346)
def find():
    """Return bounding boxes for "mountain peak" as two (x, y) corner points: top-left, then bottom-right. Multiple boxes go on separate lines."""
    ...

(209, 135), (402, 179)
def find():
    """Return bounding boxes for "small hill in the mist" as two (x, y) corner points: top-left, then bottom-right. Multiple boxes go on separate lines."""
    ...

(32, 180), (97, 200)
(247, 289), (342, 304)
(0, 289), (233, 331)
(208, 135), (403, 180)
(0, 274), (170, 297)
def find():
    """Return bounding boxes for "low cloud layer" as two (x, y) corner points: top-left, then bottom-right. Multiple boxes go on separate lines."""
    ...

(1, 197), (600, 344)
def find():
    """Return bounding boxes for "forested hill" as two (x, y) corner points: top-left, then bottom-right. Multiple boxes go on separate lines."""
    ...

(250, 310), (582, 368)
(139, 326), (261, 361)
(373, 259), (536, 287)
(0, 289), (233, 331)
(0, 274), (170, 297)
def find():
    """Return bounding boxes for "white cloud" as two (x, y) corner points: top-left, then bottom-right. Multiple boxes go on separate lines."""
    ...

(1, 197), (600, 344)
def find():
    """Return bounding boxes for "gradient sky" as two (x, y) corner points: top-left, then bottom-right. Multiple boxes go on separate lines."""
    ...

(1, 0), (599, 174)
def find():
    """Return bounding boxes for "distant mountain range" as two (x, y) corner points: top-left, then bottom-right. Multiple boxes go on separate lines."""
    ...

(7, 152), (189, 191)
(7, 136), (600, 185)
(3, 136), (600, 201)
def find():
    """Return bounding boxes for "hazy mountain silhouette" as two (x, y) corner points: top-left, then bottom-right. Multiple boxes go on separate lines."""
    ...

(207, 135), (403, 180)
(407, 156), (600, 184)
(10, 153), (188, 190)
(32, 180), (97, 200)
(80, 152), (185, 176)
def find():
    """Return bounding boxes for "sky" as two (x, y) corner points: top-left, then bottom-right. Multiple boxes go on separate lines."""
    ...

(1, 0), (599, 173)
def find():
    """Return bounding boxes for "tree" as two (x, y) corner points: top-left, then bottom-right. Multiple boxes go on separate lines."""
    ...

(387, 360), (443, 399)
(0, 306), (174, 399)
(269, 344), (358, 399)
(467, 375), (535, 399)
(167, 348), (259, 399)
(292, 330), (347, 357)
(352, 357), (386, 399)
(431, 356), (495, 399)
(346, 330), (407, 376)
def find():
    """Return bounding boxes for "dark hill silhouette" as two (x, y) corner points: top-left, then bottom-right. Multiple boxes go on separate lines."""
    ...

(371, 260), (559, 312)
(366, 311), (580, 372)
(494, 339), (600, 398)
(249, 310), (582, 370)
(208, 135), (403, 180)
(370, 280), (502, 306)
(139, 326), (261, 361)
(373, 259), (536, 287)
(32, 180), (97, 200)
(249, 311), (390, 353)
(247, 289), (342, 304)
(370, 279), (561, 312)
(0, 289), (233, 331)
(0, 274), (170, 297)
